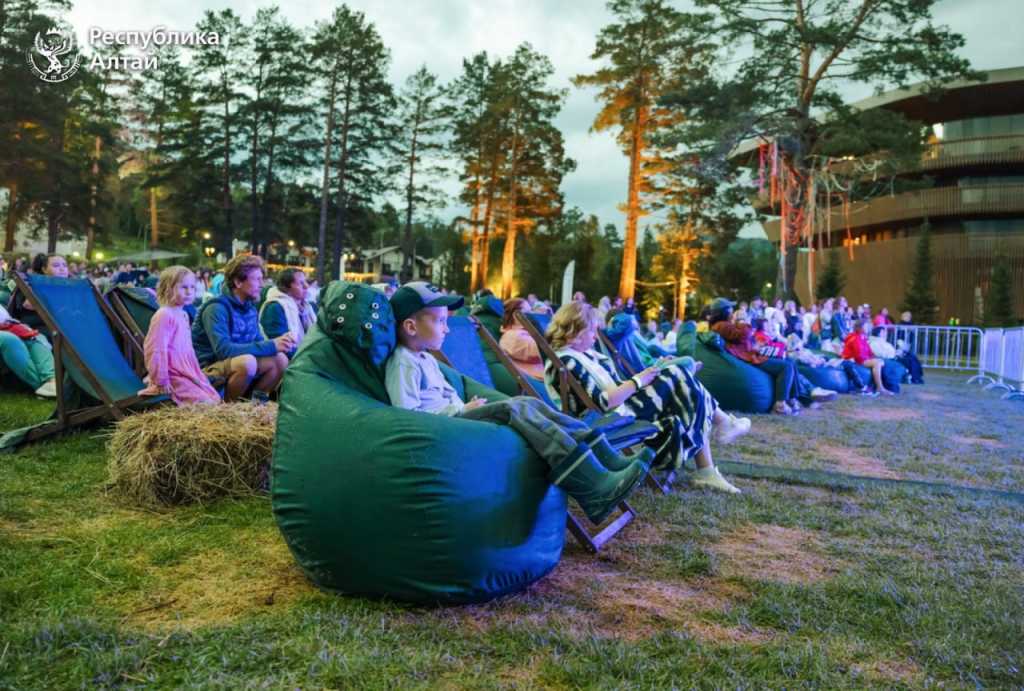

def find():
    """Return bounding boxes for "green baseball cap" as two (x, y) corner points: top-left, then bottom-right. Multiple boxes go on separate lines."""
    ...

(390, 281), (464, 323)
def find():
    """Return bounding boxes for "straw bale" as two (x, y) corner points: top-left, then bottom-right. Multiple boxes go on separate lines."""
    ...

(107, 402), (277, 507)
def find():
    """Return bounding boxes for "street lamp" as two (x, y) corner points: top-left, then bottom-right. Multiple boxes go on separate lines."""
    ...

(202, 231), (211, 240)
(95, 251), (104, 260)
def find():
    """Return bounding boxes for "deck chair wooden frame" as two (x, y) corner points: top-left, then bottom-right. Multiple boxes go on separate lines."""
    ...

(106, 288), (149, 376)
(431, 317), (636, 554)
(13, 275), (164, 444)
(597, 330), (638, 378)
(515, 312), (678, 496)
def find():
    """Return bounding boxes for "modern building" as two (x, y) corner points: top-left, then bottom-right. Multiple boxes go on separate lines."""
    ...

(756, 67), (1024, 323)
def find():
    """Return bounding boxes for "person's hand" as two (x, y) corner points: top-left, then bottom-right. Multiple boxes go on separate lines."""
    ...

(463, 396), (488, 411)
(636, 366), (659, 388)
(273, 334), (296, 353)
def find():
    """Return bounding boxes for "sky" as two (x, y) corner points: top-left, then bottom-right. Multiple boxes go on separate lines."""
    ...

(64, 0), (1024, 240)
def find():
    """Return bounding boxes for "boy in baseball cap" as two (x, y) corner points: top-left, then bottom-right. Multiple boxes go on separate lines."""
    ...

(386, 281), (651, 525)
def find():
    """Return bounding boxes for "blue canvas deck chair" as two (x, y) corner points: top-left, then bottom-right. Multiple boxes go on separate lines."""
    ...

(515, 312), (680, 495)
(431, 314), (651, 554)
(4, 274), (167, 447)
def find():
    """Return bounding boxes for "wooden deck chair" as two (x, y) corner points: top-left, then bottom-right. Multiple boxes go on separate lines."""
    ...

(597, 330), (638, 378)
(431, 314), (641, 554)
(515, 312), (679, 495)
(106, 286), (159, 375)
(5, 274), (168, 446)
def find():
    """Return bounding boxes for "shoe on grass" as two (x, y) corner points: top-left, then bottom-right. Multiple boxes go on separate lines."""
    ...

(691, 466), (741, 494)
(810, 386), (838, 402)
(788, 399), (803, 415)
(773, 401), (793, 415)
(860, 388), (880, 398)
(34, 379), (57, 398)
(715, 414), (751, 445)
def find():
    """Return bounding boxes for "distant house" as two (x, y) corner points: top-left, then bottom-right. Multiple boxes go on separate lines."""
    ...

(352, 246), (434, 282)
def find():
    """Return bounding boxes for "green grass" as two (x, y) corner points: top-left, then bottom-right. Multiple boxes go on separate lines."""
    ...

(1, 374), (1022, 689)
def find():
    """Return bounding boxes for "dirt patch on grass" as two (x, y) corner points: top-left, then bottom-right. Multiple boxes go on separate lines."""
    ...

(853, 657), (924, 684)
(844, 407), (922, 423)
(951, 435), (1006, 449)
(434, 556), (770, 645)
(816, 443), (901, 479)
(711, 524), (841, 585)
(118, 531), (312, 631)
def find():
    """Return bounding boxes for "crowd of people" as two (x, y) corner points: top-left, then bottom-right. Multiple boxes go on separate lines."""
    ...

(1, 251), (924, 512)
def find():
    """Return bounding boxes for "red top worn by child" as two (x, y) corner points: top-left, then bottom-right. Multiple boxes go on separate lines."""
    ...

(841, 332), (873, 365)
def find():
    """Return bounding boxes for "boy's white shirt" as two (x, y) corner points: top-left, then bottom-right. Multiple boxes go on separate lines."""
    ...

(385, 343), (465, 416)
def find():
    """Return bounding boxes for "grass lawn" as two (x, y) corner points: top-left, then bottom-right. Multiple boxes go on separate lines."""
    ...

(1, 373), (1022, 689)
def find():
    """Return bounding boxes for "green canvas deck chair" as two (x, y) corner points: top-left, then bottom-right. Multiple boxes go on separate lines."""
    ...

(432, 314), (649, 553)
(515, 311), (680, 495)
(107, 286), (159, 340)
(2, 274), (167, 448)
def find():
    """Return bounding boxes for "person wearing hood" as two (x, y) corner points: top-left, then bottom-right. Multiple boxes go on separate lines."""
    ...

(260, 268), (317, 359)
(192, 255), (293, 402)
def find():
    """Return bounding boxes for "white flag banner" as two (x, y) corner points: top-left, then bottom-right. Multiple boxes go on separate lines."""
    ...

(560, 260), (576, 306)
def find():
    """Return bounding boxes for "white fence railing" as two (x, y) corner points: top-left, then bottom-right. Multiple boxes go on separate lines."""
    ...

(885, 325), (985, 373)
(962, 326), (1024, 400)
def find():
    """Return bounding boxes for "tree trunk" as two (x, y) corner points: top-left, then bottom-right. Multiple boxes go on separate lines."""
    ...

(220, 90), (234, 258)
(402, 116), (420, 283)
(619, 104), (648, 300)
(4, 182), (18, 253)
(332, 87), (353, 281)
(479, 153), (500, 291)
(500, 128), (521, 300)
(468, 174), (481, 290)
(259, 112), (279, 259)
(87, 136), (101, 261)
(315, 67), (339, 283)
(249, 70), (264, 256)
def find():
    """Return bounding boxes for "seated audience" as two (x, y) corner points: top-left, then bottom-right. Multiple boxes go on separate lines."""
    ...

(499, 298), (545, 381)
(841, 318), (893, 395)
(8, 253), (69, 336)
(139, 266), (220, 405)
(192, 255), (292, 402)
(386, 282), (650, 524)
(0, 304), (56, 397)
(544, 300), (750, 494)
(260, 268), (316, 358)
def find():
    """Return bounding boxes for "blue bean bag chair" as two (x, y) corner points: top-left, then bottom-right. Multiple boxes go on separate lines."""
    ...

(676, 322), (774, 414)
(272, 282), (566, 605)
(797, 363), (855, 394)
(882, 359), (908, 393)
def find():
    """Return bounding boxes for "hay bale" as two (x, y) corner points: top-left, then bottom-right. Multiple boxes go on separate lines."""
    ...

(107, 402), (277, 507)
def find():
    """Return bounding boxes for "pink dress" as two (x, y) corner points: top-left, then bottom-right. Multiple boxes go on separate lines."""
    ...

(142, 306), (221, 405)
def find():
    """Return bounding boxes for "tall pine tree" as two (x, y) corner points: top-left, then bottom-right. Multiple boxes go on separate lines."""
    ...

(901, 222), (939, 324)
(816, 249), (845, 299)
(987, 258), (1015, 327)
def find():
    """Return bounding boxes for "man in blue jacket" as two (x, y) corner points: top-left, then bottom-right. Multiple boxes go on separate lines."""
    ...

(192, 254), (293, 401)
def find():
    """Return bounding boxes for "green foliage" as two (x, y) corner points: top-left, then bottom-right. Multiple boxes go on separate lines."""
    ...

(695, 238), (777, 304)
(816, 249), (846, 300)
(901, 222), (940, 324)
(986, 258), (1016, 327)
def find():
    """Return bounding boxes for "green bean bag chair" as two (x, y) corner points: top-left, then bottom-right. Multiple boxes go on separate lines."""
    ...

(676, 322), (774, 414)
(272, 282), (567, 605)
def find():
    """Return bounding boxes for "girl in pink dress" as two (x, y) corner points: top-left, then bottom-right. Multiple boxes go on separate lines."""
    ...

(139, 266), (221, 405)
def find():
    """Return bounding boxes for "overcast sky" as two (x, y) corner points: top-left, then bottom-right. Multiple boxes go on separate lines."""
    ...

(66, 0), (1023, 239)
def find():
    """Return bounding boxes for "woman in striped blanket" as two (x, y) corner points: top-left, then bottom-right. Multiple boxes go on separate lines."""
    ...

(543, 301), (749, 494)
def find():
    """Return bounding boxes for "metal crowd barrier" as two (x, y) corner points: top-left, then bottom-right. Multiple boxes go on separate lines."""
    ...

(959, 326), (1024, 400)
(885, 325), (984, 375)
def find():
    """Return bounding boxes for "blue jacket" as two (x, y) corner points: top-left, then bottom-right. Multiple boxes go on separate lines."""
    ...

(192, 286), (277, 366)
(259, 301), (297, 358)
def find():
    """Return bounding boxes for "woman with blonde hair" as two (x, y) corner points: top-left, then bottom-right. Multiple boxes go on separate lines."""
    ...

(138, 266), (220, 405)
(544, 301), (749, 494)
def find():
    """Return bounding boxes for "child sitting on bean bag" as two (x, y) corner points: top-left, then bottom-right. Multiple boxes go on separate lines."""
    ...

(386, 282), (650, 526)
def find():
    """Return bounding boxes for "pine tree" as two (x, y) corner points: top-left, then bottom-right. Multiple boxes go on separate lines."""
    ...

(901, 222), (939, 324)
(987, 258), (1015, 327)
(311, 6), (395, 281)
(394, 66), (448, 282)
(816, 249), (845, 300)
(573, 0), (690, 300)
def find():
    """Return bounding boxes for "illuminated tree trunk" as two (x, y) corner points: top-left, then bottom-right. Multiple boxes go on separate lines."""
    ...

(479, 153), (500, 291)
(500, 128), (521, 300)
(4, 182), (18, 253)
(619, 104), (647, 300)
(87, 136), (101, 261)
